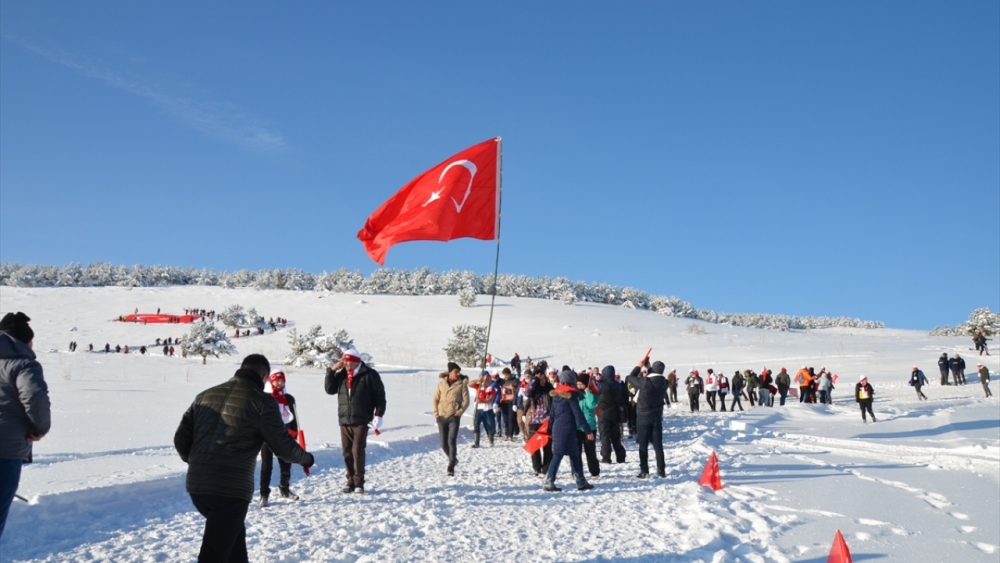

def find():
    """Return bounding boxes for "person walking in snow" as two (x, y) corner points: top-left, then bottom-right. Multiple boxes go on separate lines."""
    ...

(685, 369), (703, 412)
(469, 371), (500, 447)
(948, 355), (962, 387)
(510, 352), (521, 377)
(745, 370), (758, 406)
(627, 361), (669, 478)
(597, 365), (627, 464)
(432, 362), (469, 476)
(774, 367), (791, 405)
(666, 369), (678, 403)
(174, 354), (314, 562)
(855, 375), (876, 423)
(542, 370), (594, 492)
(526, 368), (554, 476)
(795, 366), (811, 403)
(717, 371), (729, 412)
(729, 370), (745, 411)
(325, 348), (386, 494)
(818, 372), (834, 404)
(758, 368), (774, 407)
(937, 353), (950, 385)
(954, 354), (966, 385)
(575, 372), (601, 477)
(0, 313), (50, 540)
(704, 369), (718, 412)
(977, 363), (992, 397)
(909, 367), (929, 400)
(499, 368), (519, 441)
(259, 371), (302, 506)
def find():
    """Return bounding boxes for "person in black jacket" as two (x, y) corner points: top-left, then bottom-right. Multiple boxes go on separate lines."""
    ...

(954, 354), (966, 385)
(948, 355), (961, 387)
(937, 353), (950, 385)
(259, 371), (301, 506)
(626, 360), (669, 479)
(596, 365), (627, 464)
(855, 375), (876, 423)
(174, 354), (314, 563)
(324, 348), (386, 494)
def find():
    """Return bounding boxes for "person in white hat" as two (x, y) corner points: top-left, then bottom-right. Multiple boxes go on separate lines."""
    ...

(325, 348), (386, 493)
(855, 375), (876, 423)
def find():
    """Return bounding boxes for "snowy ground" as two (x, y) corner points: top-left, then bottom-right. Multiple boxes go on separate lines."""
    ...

(0, 286), (997, 562)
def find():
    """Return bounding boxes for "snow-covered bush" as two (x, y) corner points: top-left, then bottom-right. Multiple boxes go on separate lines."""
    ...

(284, 325), (367, 368)
(444, 324), (487, 367)
(181, 323), (237, 364)
(930, 308), (999, 336)
(458, 287), (477, 307)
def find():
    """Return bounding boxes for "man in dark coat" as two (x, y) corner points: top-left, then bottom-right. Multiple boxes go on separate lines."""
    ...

(174, 354), (314, 563)
(0, 312), (50, 540)
(626, 360), (669, 479)
(948, 355), (961, 387)
(325, 348), (386, 493)
(597, 365), (627, 464)
(937, 353), (950, 385)
(954, 354), (966, 385)
(542, 370), (594, 492)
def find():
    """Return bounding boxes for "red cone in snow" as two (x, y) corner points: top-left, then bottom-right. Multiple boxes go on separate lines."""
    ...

(827, 530), (852, 563)
(698, 451), (723, 491)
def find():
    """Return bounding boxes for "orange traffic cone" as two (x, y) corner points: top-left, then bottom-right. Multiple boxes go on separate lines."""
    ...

(827, 529), (852, 563)
(698, 451), (722, 490)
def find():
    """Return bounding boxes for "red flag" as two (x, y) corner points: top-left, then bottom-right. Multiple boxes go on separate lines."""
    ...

(358, 138), (501, 265)
(297, 430), (310, 476)
(523, 419), (550, 455)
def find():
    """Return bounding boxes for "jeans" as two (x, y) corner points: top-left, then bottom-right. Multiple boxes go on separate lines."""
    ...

(758, 388), (771, 407)
(437, 415), (460, 466)
(474, 409), (496, 436)
(635, 417), (665, 474)
(778, 386), (789, 405)
(0, 459), (23, 539)
(730, 391), (743, 411)
(545, 450), (588, 488)
(190, 493), (250, 563)
(499, 402), (516, 437)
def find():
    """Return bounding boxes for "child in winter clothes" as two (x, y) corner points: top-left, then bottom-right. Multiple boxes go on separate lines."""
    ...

(469, 372), (500, 447)
(543, 370), (594, 492)
(575, 373), (601, 477)
(259, 371), (300, 506)
(717, 372), (729, 412)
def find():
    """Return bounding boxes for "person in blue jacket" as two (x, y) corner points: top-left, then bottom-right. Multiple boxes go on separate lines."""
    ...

(543, 370), (594, 492)
(909, 367), (928, 400)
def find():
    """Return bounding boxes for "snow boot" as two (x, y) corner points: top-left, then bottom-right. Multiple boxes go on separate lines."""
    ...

(471, 431), (481, 448)
(577, 483), (594, 491)
(259, 494), (269, 507)
(341, 485), (355, 494)
(279, 486), (299, 501)
(488, 433), (495, 447)
(636, 472), (650, 479)
(447, 463), (455, 476)
(543, 483), (562, 492)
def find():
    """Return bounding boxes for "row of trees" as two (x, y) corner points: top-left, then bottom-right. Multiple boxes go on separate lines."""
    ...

(929, 308), (997, 337)
(0, 262), (885, 331)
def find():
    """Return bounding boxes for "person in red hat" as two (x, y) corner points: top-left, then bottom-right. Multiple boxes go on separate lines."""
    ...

(259, 371), (301, 506)
(325, 348), (386, 494)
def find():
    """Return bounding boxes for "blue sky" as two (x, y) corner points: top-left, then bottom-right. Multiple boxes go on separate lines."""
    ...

(1, 1), (997, 330)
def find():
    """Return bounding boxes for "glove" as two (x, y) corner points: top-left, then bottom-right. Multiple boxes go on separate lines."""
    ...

(372, 415), (383, 430)
(303, 453), (315, 469)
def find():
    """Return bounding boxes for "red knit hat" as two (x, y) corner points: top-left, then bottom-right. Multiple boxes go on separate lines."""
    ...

(342, 349), (362, 363)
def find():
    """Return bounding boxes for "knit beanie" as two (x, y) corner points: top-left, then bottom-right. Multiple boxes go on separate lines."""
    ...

(577, 373), (590, 387)
(447, 361), (461, 373)
(0, 312), (34, 344)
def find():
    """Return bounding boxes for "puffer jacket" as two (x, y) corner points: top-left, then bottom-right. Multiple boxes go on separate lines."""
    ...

(0, 333), (51, 462)
(324, 362), (387, 426)
(548, 387), (591, 457)
(597, 366), (626, 423)
(174, 369), (313, 502)
(432, 373), (470, 418)
(626, 365), (669, 419)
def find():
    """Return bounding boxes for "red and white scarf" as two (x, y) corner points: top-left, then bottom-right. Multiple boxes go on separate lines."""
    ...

(268, 372), (294, 425)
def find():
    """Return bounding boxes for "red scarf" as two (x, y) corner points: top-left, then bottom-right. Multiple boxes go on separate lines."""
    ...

(347, 368), (355, 391)
(553, 384), (577, 394)
(268, 373), (293, 425)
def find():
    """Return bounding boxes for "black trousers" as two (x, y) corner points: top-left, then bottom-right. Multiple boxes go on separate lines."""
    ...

(635, 416), (665, 474)
(528, 424), (552, 474)
(436, 415), (460, 466)
(858, 400), (875, 421)
(340, 424), (369, 487)
(576, 430), (601, 476)
(190, 494), (249, 563)
(499, 402), (516, 437)
(598, 418), (626, 463)
(260, 442), (291, 496)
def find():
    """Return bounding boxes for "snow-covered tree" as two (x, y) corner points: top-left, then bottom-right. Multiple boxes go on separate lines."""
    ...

(930, 308), (999, 336)
(284, 325), (367, 368)
(181, 323), (237, 364)
(218, 304), (248, 328)
(458, 287), (477, 307)
(444, 324), (488, 367)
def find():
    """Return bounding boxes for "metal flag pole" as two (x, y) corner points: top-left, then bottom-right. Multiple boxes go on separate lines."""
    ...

(472, 137), (503, 437)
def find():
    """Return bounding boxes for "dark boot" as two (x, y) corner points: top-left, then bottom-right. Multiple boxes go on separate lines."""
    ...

(488, 433), (495, 447)
(279, 486), (299, 501)
(259, 493), (269, 507)
(471, 431), (480, 448)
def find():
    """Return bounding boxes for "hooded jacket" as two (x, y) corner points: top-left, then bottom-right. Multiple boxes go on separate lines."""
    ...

(548, 386), (591, 457)
(432, 373), (470, 418)
(597, 366), (627, 423)
(0, 332), (51, 462)
(325, 362), (387, 426)
(626, 365), (669, 419)
(174, 369), (313, 502)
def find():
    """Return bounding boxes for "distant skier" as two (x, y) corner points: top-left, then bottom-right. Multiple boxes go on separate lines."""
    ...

(909, 367), (928, 400)
(855, 375), (876, 423)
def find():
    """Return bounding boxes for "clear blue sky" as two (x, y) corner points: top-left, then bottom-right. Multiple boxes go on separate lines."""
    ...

(1, 1), (997, 330)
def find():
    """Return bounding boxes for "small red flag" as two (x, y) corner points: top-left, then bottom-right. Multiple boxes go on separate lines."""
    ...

(358, 138), (501, 265)
(523, 419), (550, 455)
(297, 430), (310, 476)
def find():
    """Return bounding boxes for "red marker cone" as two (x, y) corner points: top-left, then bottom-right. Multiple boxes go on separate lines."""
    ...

(698, 451), (723, 491)
(827, 530), (852, 563)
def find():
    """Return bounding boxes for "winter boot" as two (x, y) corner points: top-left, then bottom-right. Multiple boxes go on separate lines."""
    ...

(259, 493), (269, 507)
(471, 431), (481, 448)
(543, 483), (562, 492)
(447, 463), (455, 477)
(279, 486), (299, 501)
(488, 433), (495, 447)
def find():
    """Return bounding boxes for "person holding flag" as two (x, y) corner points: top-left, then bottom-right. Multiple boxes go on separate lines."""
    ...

(325, 349), (386, 494)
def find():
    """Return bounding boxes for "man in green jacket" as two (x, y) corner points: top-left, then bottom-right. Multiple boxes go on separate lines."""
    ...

(175, 354), (314, 563)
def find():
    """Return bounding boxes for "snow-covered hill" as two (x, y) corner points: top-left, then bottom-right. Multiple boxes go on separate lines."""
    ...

(0, 286), (996, 562)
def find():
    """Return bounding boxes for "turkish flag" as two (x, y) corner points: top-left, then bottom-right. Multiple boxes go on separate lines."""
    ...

(523, 418), (550, 455)
(358, 138), (501, 265)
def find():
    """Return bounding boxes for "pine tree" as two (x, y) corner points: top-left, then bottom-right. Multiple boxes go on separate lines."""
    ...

(458, 287), (477, 307)
(444, 324), (488, 367)
(181, 323), (237, 364)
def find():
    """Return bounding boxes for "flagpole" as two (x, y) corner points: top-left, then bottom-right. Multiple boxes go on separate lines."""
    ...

(472, 137), (502, 440)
